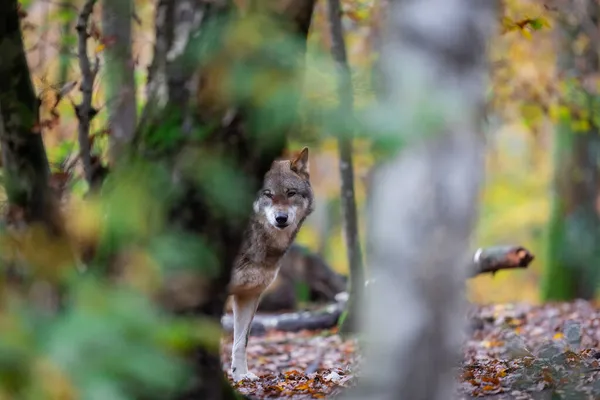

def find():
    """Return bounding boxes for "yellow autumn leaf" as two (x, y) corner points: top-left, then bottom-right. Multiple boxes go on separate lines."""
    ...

(94, 43), (106, 54)
(355, 8), (369, 22)
(540, 17), (551, 28)
(500, 16), (516, 33)
(548, 104), (571, 123)
(520, 29), (532, 40)
(295, 382), (311, 391)
(571, 119), (590, 132)
(553, 332), (565, 340)
(65, 197), (103, 245)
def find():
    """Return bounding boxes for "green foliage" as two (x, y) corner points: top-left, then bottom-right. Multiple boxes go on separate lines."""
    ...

(192, 153), (254, 222)
(0, 278), (195, 399)
(17, 0), (33, 9)
(41, 280), (191, 399)
(0, 165), (228, 397)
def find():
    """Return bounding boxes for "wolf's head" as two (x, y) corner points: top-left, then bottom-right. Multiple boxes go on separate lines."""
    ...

(253, 147), (314, 230)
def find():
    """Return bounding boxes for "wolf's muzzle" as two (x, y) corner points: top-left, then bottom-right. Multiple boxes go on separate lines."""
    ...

(274, 212), (289, 228)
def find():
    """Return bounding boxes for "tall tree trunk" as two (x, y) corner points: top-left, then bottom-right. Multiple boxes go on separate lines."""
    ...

(136, 0), (316, 397)
(343, 0), (496, 399)
(102, 0), (137, 166)
(0, 0), (57, 232)
(325, 0), (364, 334)
(543, 0), (600, 300)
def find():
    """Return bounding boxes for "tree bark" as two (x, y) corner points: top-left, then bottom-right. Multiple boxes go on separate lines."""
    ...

(542, 0), (600, 301)
(137, 0), (317, 398)
(102, 0), (137, 166)
(343, 0), (497, 399)
(470, 245), (534, 277)
(0, 0), (57, 232)
(326, 0), (364, 335)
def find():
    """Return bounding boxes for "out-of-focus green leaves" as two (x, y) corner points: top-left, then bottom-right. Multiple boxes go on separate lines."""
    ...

(39, 280), (190, 399)
(186, 152), (254, 223)
(54, 4), (77, 24)
(0, 276), (210, 399)
(17, 0), (34, 10)
(100, 163), (171, 244)
(47, 140), (76, 169)
(149, 232), (219, 277)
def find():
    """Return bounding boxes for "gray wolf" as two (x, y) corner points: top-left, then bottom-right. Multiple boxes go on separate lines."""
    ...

(224, 244), (347, 313)
(255, 243), (347, 312)
(227, 147), (314, 382)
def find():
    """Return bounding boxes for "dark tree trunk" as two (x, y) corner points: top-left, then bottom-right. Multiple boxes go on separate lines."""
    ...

(136, 0), (317, 398)
(0, 0), (57, 232)
(326, 0), (364, 335)
(543, 0), (600, 301)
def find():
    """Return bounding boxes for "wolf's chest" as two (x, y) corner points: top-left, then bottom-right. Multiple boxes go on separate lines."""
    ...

(228, 263), (280, 296)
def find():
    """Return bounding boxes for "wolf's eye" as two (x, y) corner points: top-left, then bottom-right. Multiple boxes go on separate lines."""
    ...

(287, 190), (297, 198)
(262, 190), (273, 198)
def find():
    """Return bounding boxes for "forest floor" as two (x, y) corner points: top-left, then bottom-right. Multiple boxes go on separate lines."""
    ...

(221, 300), (600, 399)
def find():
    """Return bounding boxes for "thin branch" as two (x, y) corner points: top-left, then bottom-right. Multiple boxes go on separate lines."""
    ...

(326, 0), (364, 333)
(75, 0), (98, 186)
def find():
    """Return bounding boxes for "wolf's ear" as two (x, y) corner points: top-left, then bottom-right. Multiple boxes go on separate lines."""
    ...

(290, 147), (309, 176)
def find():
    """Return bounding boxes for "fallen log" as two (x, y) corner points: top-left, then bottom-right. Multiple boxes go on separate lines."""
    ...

(470, 245), (534, 277)
(221, 245), (535, 335)
(221, 302), (345, 336)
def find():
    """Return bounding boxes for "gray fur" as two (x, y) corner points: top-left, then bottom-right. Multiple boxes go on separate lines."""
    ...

(227, 147), (314, 381)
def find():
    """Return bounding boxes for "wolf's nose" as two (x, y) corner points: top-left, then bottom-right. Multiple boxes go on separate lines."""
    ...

(275, 213), (288, 225)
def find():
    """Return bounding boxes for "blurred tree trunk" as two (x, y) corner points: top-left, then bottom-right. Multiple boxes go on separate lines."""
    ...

(543, 0), (600, 300)
(0, 0), (58, 232)
(102, 0), (137, 166)
(343, 0), (496, 399)
(136, 0), (316, 398)
(326, 0), (364, 334)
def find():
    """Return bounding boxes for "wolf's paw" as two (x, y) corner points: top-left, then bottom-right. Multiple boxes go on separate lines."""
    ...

(232, 371), (259, 382)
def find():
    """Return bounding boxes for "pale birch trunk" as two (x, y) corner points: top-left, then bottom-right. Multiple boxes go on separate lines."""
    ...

(102, 0), (137, 166)
(344, 0), (497, 398)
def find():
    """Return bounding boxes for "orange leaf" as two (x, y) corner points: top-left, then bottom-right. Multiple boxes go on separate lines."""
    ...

(295, 383), (310, 391)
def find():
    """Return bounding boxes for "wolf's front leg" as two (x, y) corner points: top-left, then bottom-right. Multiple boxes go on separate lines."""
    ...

(231, 293), (261, 382)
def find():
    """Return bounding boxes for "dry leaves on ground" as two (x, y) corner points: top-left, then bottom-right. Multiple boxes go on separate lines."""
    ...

(221, 328), (358, 399)
(222, 300), (600, 399)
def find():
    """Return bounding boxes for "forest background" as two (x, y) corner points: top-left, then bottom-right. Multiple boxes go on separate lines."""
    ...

(13, 0), (560, 306)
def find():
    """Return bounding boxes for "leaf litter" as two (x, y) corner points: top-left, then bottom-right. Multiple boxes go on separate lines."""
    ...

(222, 300), (600, 399)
